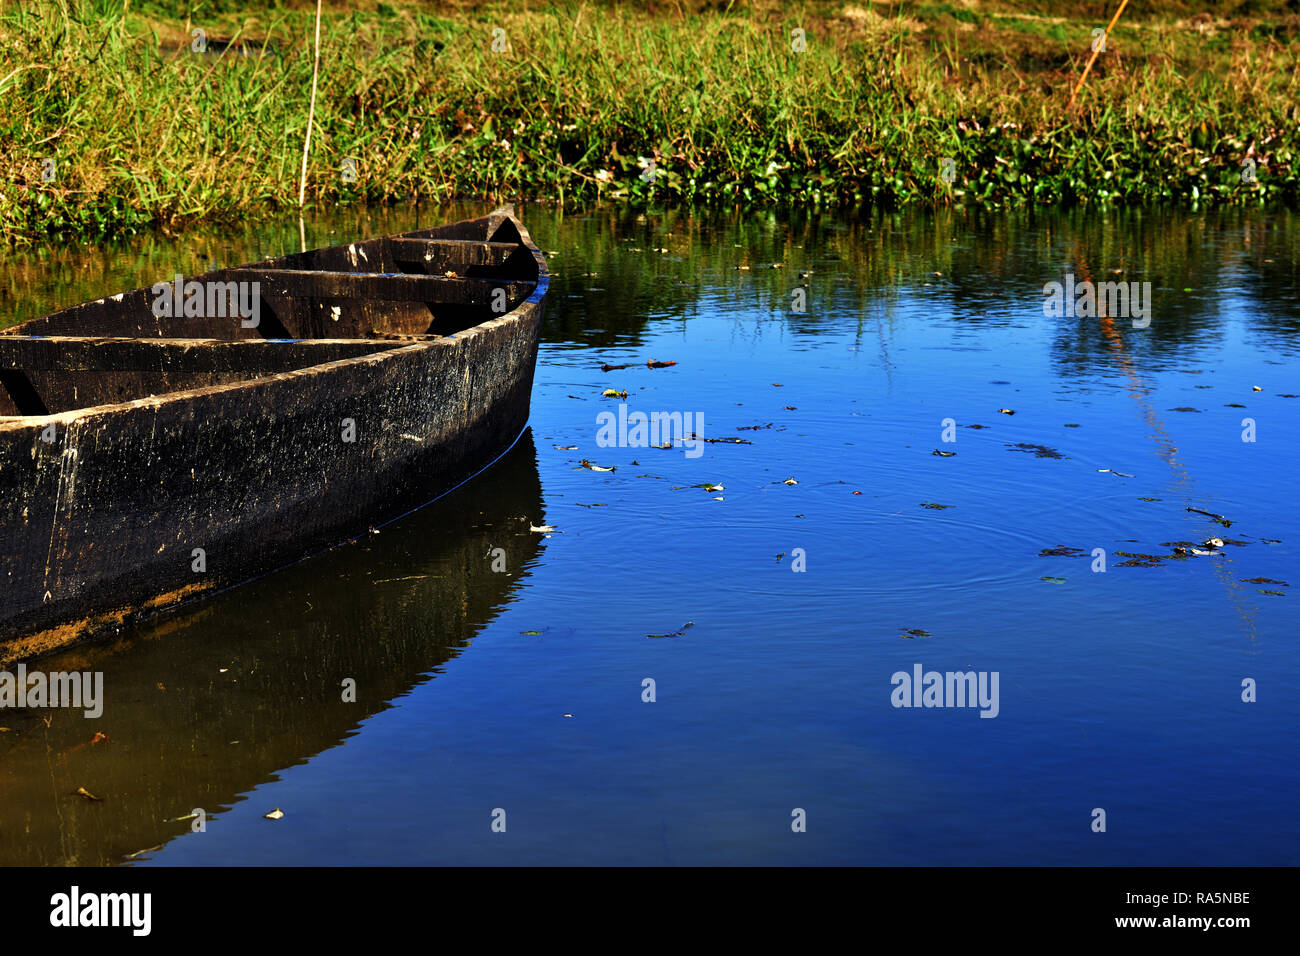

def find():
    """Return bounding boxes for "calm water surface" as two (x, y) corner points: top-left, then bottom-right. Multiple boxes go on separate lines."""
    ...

(1, 204), (1296, 865)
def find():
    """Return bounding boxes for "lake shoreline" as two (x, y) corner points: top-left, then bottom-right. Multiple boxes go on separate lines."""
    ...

(3, 0), (1298, 245)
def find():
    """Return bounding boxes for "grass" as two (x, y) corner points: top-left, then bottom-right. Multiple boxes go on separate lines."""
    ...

(2, 0), (1299, 243)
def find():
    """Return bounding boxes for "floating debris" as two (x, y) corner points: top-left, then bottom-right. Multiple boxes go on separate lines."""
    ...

(1169, 407), (1202, 413)
(1252, 385), (1262, 392)
(529, 523), (558, 533)
(579, 459), (616, 472)
(1243, 577), (1288, 586)
(1225, 403), (1247, 408)
(1040, 576), (1067, 584)
(1186, 506), (1231, 527)
(1063, 423), (1081, 428)
(647, 359), (677, 369)
(647, 621), (695, 639)
(1259, 589), (1286, 597)
(1008, 442), (1067, 459)
(672, 482), (724, 492)
(932, 449), (957, 457)
(963, 423), (990, 430)
(899, 627), (931, 639)
(997, 408), (1015, 415)
(601, 388), (628, 399)
(783, 477), (798, 485)
(124, 845), (164, 861)
(1139, 496), (1162, 502)
(1117, 549), (1180, 566)
(920, 502), (952, 510)
(553, 444), (578, 450)
(690, 435), (753, 444)
(1039, 545), (1086, 557)
(600, 362), (633, 372)
(74, 787), (102, 802)
(264, 808), (284, 820)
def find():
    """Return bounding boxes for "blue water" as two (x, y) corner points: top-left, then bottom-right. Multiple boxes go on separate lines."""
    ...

(2, 205), (1296, 865)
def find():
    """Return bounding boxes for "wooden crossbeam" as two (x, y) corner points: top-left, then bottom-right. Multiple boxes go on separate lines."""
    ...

(0, 336), (405, 373)
(388, 238), (519, 272)
(221, 268), (533, 305)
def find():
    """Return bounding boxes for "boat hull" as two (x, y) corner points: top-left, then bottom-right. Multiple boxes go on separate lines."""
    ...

(0, 213), (546, 664)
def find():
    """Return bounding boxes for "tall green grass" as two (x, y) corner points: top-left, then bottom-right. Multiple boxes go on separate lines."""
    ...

(2, 0), (1298, 243)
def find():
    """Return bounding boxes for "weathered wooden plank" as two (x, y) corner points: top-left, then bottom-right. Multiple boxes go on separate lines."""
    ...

(0, 336), (405, 373)
(221, 268), (533, 305)
(388, 238), (518, 272)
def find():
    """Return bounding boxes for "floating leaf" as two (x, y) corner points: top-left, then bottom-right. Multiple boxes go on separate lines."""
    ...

(74, 787), (102, 802)
(783, 477), (798, 485)
(1040, 576), (1067, 584)
(932, 449), (956, 457)
(264, 808), (284, 820)
(997, 408), (1015, 415)
(601, 388), (628, 399)
(920, 502), (952, 510)
(579, 459), (616, 472)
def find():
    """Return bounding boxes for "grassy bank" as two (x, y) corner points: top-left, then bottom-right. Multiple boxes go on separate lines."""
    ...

(2, 0), (1299, 243)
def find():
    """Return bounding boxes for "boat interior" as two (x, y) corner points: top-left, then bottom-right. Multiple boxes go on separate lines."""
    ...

(0, 211), (541, 416)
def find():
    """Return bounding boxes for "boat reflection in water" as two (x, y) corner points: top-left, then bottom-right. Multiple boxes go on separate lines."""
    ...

(0, 430), (545, 865)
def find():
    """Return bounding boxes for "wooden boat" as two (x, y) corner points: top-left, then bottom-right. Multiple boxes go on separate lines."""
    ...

(0, 205), (548, 665)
